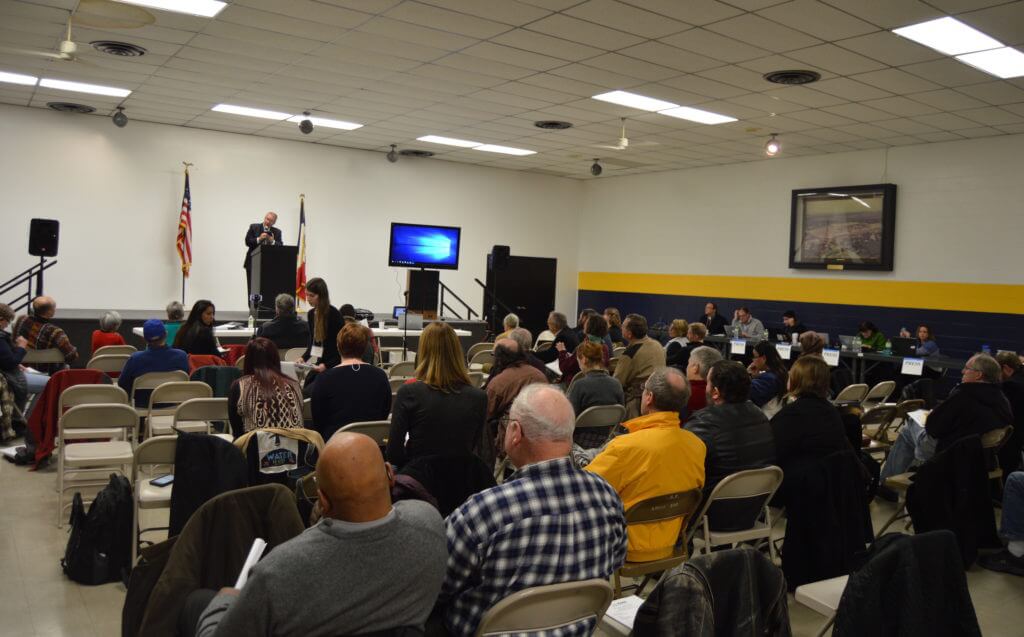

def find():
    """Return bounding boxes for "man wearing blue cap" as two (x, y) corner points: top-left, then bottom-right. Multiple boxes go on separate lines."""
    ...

(119, 319), (189, 406)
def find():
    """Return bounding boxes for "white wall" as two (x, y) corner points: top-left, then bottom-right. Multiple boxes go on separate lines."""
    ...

(578, 134), (1024, 284)
(0, 104), (582, 314)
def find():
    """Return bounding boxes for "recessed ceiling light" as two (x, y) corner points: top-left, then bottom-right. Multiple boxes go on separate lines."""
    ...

(659, 106), (737, 125)
(956, 47), (1024, 79)
(592, 90), (679, 112)
(39, 78), (130, 97)
(893, 17), (1003, 56)
(212, 104), (291, 120)
(474, 144), (536, 156)
(286, 115), (362, 130)
(0, 71), (38, 86)
(416, 135), (481, 148)
(113, 0), (227, 18)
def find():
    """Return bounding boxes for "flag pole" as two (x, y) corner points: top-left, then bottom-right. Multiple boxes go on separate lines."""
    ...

(181, 162), (193, 305)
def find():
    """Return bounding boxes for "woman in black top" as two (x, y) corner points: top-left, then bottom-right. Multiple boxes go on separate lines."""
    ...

(604, 307), (623, 345)
(172, 299), (220, 356)
(311, 323), (391, 442)
(386, 321), (486, 468)
(301, 278), (343, 374)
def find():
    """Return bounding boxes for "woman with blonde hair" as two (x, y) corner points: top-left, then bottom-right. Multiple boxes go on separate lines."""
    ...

(665, 318), (690, 367)
(386, 321), (486, 467)
(605, 307), (623, 345)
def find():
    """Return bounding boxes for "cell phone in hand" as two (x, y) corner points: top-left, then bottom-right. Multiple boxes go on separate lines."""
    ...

(149, 474), (174, 487)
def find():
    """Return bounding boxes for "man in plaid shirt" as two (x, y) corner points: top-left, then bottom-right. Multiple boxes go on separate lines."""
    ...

(438, 383), (627, 636)
(13, 296), (78, 375)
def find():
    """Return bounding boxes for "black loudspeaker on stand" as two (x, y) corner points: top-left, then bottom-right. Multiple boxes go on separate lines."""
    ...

(486, 245), (511, 336)
(28, 218), (60, 296)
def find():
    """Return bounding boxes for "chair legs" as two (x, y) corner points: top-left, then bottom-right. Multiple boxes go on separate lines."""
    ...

(875, 495), (910, 537)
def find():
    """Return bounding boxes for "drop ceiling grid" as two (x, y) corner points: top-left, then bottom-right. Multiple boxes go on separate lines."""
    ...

(0, 0), (1023, 177)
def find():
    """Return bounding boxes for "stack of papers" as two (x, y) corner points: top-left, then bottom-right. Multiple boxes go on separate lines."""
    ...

(605, 595), (645, 629)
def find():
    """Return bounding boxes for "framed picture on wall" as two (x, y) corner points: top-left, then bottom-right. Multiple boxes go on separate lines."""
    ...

(789, 183), (897, 271)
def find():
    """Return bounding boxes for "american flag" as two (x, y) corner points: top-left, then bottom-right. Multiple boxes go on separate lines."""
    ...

(295, 196), (307, 305)
(176, 171), (192, 277)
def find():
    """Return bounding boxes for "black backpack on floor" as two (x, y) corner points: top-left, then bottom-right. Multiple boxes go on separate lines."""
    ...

(62, 473), (133, 585)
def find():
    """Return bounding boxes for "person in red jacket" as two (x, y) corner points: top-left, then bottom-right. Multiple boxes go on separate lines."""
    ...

(91, 311), (126, 354)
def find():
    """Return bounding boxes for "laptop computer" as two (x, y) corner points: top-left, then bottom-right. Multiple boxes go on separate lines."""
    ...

(838, 335), (860, 352)
(398, 312), (424, 330)
(891, 337), (916, 356)
(392, 306), (406, 320)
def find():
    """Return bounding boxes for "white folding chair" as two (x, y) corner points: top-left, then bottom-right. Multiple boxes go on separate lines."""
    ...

(283, 347), (306, 363)
(574, 404), (626, 448)
(302, 397), (312, 421)
(131, 370), (189, 419)
(833, 383), (868, 404)
(235, 355), (246, 370)
(57, 384), (130, 442)
(57, 403), (136, 527)
(338, 420), (391, 446)
(388, 360), (416, 378)
(466, 342), (493, 363)
(172, 397), (229, 435)
(469, 349), (495, 371)
(475, 579), (613, 637)
(146, 382), (212, 438)
(131, 435), (177, 565)
(93, 344), (137, 357)
(795, 575), (849, 637)
(612, 346), (626, 357)
(87, 354), (131, 376)
(687, 466), (785, 561)
(22, 347), (66, 365)
(860, 380), (896, 411)
(468, 371), (485, 388)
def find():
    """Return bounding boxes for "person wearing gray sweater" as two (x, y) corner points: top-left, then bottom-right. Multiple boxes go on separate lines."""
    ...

(194, 433), (448, 637)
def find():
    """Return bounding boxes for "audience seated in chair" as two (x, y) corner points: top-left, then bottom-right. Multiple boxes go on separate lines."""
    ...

(685, 360), (776, 495)
(189, 432), (449, 637)
(484, 338), (546, 464)
(730, 306), (766, 340)
(585, 367), (705, 563)
(118, 319), (190, 408)
(748, 340), (789, 417)
(567, 340), (624, 447)
(684, 346), (722, 422)
(880, 353), (1012, 484)
(13, 295), (78, 375)
(164, 300), (185, 347)
(979, 470), (1024, 577)
(255, 293), (310, 351)
(996, 351), (1024, 475)
(0, 302), (46, 432)
(614, 313), (666, 419)
(508, 327), (554, 380)
(310, 323), (390, 442)
(604, 307), (624, 345)
(557, 314), (611, 385)
(436, 384), (627, 636)
(496, 312), (519, 340)
(798, 331), (824, 358)
(173, 300), (222, 356)
(386, 321), (485, 469)
(91, 310), (126, 354)
(228, 337), (304, 438)
(535, 311), (578, 364)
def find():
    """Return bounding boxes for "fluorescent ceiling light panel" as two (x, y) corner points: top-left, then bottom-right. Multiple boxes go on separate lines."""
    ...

(474, 144), (536, 156)
(0, 71), (37, 86)
(592, 90), (679, 112)
(113, 0), (227, 18)
(956, 47), (1024, 79)
(659, 106), (737, 125)
(212, 104), (291, 120)
(892, 17), (1003, 56)
(417, 135), (481, 148)
(39, 78), (130, 97)
(286, 115), (362, 130)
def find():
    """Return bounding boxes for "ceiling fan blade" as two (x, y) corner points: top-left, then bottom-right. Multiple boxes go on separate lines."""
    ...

(593, 143), (626, 151)
(0, 45), (66, 60)
(630, 140), (660, 148)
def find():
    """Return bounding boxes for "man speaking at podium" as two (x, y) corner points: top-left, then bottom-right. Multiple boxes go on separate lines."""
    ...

(244, 211), (283, 300)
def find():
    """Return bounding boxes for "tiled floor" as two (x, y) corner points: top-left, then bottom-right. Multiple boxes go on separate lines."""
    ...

(3, 442), (1023, 636)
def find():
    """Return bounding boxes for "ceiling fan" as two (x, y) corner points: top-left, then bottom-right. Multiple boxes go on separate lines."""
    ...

(593, 117), (660, 151)
(0, 17), (97, 66)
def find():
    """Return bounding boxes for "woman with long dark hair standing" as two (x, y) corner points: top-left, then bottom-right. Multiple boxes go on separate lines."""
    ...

(300, 278), (343, 384)
(228, 337), (304, 437)
(172, 299), (220, 356)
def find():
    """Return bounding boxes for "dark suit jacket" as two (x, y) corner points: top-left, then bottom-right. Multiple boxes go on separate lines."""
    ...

(536, 328), (579, 363)
(699, 313), (728, 335)
(243, 223), (283, 269)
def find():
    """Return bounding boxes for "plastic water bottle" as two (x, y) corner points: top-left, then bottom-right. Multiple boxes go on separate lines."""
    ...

(247, 313), (255, 330)
(982, 344), (991, 355)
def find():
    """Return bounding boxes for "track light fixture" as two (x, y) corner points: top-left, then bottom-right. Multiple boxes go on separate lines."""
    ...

(590, 159), (602, 176)
(112, 106), (127, 128)
(764, 133), (781, 157)
(386, 144), (399, 163)
(298, 111), (313, 134)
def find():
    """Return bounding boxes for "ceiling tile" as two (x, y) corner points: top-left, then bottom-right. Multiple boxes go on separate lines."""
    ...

(233, 0), (372, 28)
(491, 28), (604, 62)
(563, 0), (692, 39)
(959, 81), (1024, 105)
(820, 102), (895, 122)
(704, 14), (823, 53)
(470, 87), (555, 110)
(925, 0), (1009, 14)
(356, 16), (478, 51)
(617, 41), (723, 73)
(414, 0), (551, 25)
(785, 43), (887, 75)
(331, 30), (449, 63)
(460, 41), (567, 71)
(874, 118), (940, 135)
(912, 112), (983, 130)
(410, 64), (507, 89)
(820, 0), (943, 29)
(434, 53), (537, 81)
(385, 2), (511, 39)
(901, 58), (995, 87)
(836, 31), (943, 67)
(660, 73), (750, 99)
(955, 126), (1002, 138)
(852, 68), (941, 94)
(519, 71), (609, 97)
(907, 88), (989, 110)
(726, 92), (807, 115)
(762, 86), (849, 108)
(697, 64), (776, 92)
(916, 131), (963, 142)
(659, 28), (771, 63)
(217, 5), (348, 42)
(860, 96), (940, 117)
(525, 14), (645, 49)
(619, 0), (742, 25)
(958, 2), (1024, 46)
(808, 77), (893, 101)
(579, 53), (681, 82)
(956, 106), (1024, 126)
(757, 0), (878, 41)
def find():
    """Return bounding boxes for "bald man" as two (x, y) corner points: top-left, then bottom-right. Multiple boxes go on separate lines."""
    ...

(195, 433), (447, 637)
(13, 295), (77, 375)
(438, 384), (627, 636)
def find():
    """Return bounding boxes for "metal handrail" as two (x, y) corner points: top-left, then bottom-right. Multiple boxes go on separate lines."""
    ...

(439, 281), (478, 320)
(1, 259), (57, 312)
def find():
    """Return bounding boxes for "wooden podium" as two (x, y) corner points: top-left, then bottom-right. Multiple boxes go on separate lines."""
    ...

(251, 244), (297, 319)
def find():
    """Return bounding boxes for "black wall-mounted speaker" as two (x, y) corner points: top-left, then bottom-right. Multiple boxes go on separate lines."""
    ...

(29, 218), (60, 257)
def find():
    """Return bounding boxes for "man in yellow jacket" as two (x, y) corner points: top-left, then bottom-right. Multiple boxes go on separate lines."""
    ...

(586, 367), (706, 562)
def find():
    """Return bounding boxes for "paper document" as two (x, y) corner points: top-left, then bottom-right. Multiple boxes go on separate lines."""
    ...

(234, 538), (267, 589)
(908, 409), (929, 427)
(605, 595), (645, 629)
(546, 360), (561, 376)
(1, 445), (21, 460)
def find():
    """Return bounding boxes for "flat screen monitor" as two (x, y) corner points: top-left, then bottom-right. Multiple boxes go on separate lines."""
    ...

(388, 222), (461, 270)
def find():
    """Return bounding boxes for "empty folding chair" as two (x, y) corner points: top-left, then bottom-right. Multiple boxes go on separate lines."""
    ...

(283, 347), (307, 363)
(688, 466), (785, 561)
(131, 370), (190, 418)
(145, 382), (212, 438)
(58, 384), (130, 442)
(338, 420), (391, 446)
(833, 383), (868, 404)
(131, 435), (177, 565)
(172, 397), (229, 435)
(469, 349), (495, 371)
(861, 381), (896, 411)
(388, 361), (416, 379)
(468, 371), (485, 388)
(466, 342), (493, 364)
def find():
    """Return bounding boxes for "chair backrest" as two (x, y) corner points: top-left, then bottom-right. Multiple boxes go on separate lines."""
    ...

(896, 398), (926, 419)
(466, 342), (493, 363)
(833, 383), (869, 403)
(147, 381), (213, 414)
(22, 347), (65, 364)
(132, 370), (190, 397)
(575, 404), (626, 429)
(338, 420), (391, 445)
(389, 377), (408, 392)
(86, 354), (131, 374)
(475, 579), (613, 637)
(612, 346), (626, 357)
(302, 398), (312, 421)
(625, 489), (703, 525)
(862, 380), (895, 404)
(58, 384), (128, 413)
(94, 344), (137, 357)
(535, 340), (553, 353)
(235, 355), (246, 370)
(982, 426), (1013, 450)
(389, 361), (416, 378)
(469, 349), (495, 367)
(283, 347), (306, 363)
(467, 371), (485, 388)
(688, 466), (784, 539)
(60, 403), (137, 433)
(133, 434), (178, 466)
(173, 397), (229, 433)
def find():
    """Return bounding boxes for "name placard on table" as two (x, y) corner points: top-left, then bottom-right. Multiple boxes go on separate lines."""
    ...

(730, 339), (747, 355)
(822, 349), (840, 367)
(775, 343), (792, 360)
(901, 357), (924, 376)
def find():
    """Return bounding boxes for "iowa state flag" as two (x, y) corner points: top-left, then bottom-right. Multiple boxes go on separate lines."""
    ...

(295, 196), (307, 305)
